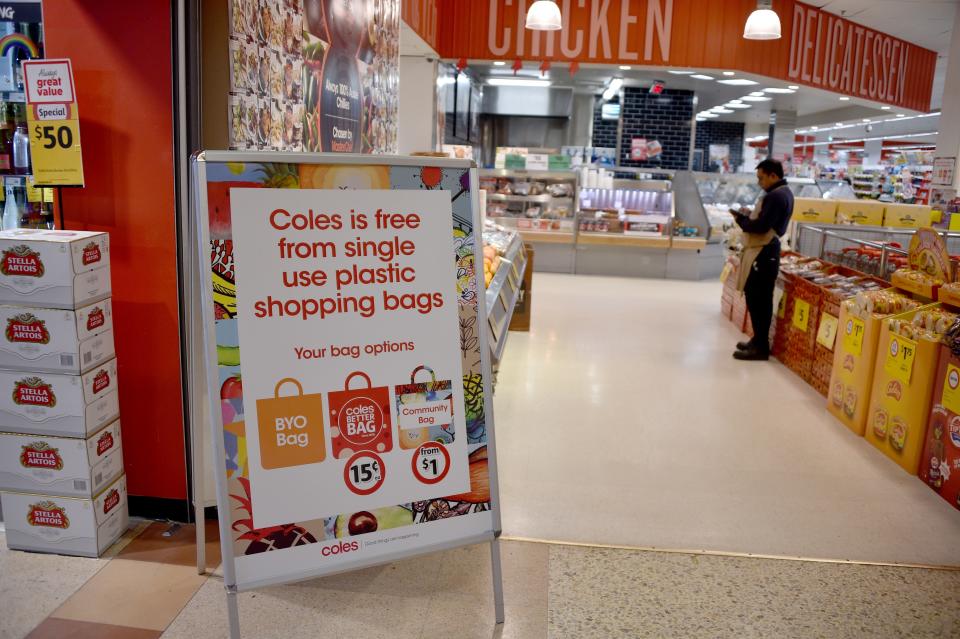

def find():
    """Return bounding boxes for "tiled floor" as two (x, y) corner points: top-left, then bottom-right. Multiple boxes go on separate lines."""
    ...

(495, 275), (960, 566)
(3, 273), (960, 638)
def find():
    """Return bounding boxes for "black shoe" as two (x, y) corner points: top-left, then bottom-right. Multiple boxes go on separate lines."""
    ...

(736, 341), (752, 351)
(733, 347), (769, 361)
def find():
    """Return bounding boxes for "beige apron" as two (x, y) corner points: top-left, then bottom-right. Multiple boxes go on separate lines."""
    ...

(735, 228), (777, 292)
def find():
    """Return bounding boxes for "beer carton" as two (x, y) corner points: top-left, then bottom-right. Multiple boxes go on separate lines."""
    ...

(0, 420), (123, 497)
(0, 358), (119, 437)
(0, 229), (111, 309)
(0, 299), (115, 374)
(1, 473), (128, 557)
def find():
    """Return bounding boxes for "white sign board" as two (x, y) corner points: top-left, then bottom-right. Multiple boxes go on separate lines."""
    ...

(192, 154), (501, 616)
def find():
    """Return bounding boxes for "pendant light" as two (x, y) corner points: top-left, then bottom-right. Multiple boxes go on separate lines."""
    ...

(743, 0), (781, 40)
(526, 0), (562, 31)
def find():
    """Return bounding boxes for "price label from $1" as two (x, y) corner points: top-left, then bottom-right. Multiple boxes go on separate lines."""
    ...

(411, 442), (451, 485)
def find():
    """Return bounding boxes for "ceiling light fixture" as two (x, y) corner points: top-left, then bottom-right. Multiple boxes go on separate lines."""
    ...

(602, 77), (623, 101)
(896, 114), (906, 118)
(880, 106), (891, 110)
(718, 78), (759, 86)
(764, 87), (795, 94)
(788, 85), (799, 90)
(667, 70), (695, 75)
(493, 61), (506, 66)
(690, 74), (715, 80)
(487, 78), (552, 87)
(811, 126), (818, 130)
(742, 95), (771, 101)
(619, 65), (632, 70)
(743, 0), (782, 40)
(700, 113), (720, 118)
(749, 91), (765, 97)
(713, 108), (735, 114)
(525, 0), (562, 30)
(839, 96), (850, 101)
(723, 71), (736, 76)
(726, 104), (752, 109)
(862, 118), (871, 122)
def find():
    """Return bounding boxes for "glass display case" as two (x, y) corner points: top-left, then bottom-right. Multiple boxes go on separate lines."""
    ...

(817, 179), (857, 200)
(577, 179), (674, 247)
(479, 169), (577, 236)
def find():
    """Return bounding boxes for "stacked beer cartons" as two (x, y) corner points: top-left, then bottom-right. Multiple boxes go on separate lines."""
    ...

(0, 230), (126, 557)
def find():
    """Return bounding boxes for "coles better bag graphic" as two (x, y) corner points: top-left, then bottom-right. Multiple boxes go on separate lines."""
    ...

(395, 365), (454, 450)
(256, 378), (326, 470)
(329, 371), (393, 459)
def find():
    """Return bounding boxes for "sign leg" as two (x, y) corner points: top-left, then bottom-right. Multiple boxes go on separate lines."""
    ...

(226, 587), (241, 639)
(490, 539), (506, 625)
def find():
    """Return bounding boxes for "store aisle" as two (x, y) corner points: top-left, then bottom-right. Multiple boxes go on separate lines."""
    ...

(493, 274), (960, 567)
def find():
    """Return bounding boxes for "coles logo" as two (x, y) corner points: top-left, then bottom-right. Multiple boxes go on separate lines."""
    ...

(27, 501), (69, 528)
(1, 245), (44, 277)
(890, 338), (900, 357)
(86, 307), (105, 331)
(843, 354), (855, 372)
(320, 539), (359, 557)
(19, 442), (63, 470)
(887, 380), (903, 401)
(5, 314), (49, 344)
(96, 430), (114, 456)
(92, 370), (110, 394)
(102, 489), (120, 514)
(81, 242), (102, 266)
(13, 377), (56, 407)
(950, 369), (960, 391)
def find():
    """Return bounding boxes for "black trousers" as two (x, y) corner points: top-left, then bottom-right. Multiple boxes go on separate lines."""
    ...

(744, 239), (780, 352)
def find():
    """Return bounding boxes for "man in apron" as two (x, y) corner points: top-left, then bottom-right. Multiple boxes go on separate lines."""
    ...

(733, 159), (795, 361)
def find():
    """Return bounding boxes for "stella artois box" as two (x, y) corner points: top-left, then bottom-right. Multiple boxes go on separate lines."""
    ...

(0, 420), (123, 496)
(0, 358), (120, 437)
(0, 299), (115, 374)
(0, 229), (111, 309)
(1, 473), (128, 557)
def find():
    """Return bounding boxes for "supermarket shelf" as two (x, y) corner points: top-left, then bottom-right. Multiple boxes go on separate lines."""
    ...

(518, 230), (575, 244)
(480, 169), (577, 180)
(577, 233), (671, 248)
(484, 235), (528, 365)
(671, 237), (707, 250)
(487, 193), (553, 203)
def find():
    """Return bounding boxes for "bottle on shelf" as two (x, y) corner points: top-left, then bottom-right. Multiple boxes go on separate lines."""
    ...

(0, 102), (11, 174)
(3, 182), (20, 230)
(11, 104), (29, 175)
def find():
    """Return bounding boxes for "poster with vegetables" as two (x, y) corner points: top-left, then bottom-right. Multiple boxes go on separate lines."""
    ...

(228, 0), (398, 154)
(201, 157), (495, 588)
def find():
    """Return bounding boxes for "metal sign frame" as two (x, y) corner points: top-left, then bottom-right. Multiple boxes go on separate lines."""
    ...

(187, 151), (504, 637)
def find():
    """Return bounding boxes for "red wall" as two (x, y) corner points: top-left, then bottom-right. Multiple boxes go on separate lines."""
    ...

(44, 1), (187, 501)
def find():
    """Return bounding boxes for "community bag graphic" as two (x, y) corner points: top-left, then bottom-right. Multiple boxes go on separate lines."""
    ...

(329, 371), (393, 459)
(256, 378), (326, 469)
(395, 365), (454, 450)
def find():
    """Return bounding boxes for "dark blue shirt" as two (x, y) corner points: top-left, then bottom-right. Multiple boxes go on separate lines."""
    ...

(736, 179), (794, 237)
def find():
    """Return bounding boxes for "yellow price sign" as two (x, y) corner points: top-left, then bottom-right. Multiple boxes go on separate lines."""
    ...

(942, 364), (960, 415)
(792, 298), (810, 332)
(23, 59), (85, 187)
(843, 317), (865, 356)
(816, 312), (839, 350)
(884, 334), (917, 384)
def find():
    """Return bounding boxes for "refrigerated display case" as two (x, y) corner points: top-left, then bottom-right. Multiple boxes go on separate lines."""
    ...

(479, 169), (577, 273)
(482, 221), (529, 379)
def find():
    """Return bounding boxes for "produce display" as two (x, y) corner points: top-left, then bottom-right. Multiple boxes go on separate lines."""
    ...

(481, 222), (517, 288)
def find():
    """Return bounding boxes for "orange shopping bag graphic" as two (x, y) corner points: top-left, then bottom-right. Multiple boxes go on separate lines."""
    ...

(256, 378), (326, 470)
(329, 371), (393, 459)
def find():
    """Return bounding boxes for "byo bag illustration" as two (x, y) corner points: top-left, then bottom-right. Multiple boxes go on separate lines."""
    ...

(329, 371), (392, 459)
(256, 378), (326, 470)
(395, 365), (454, 450)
